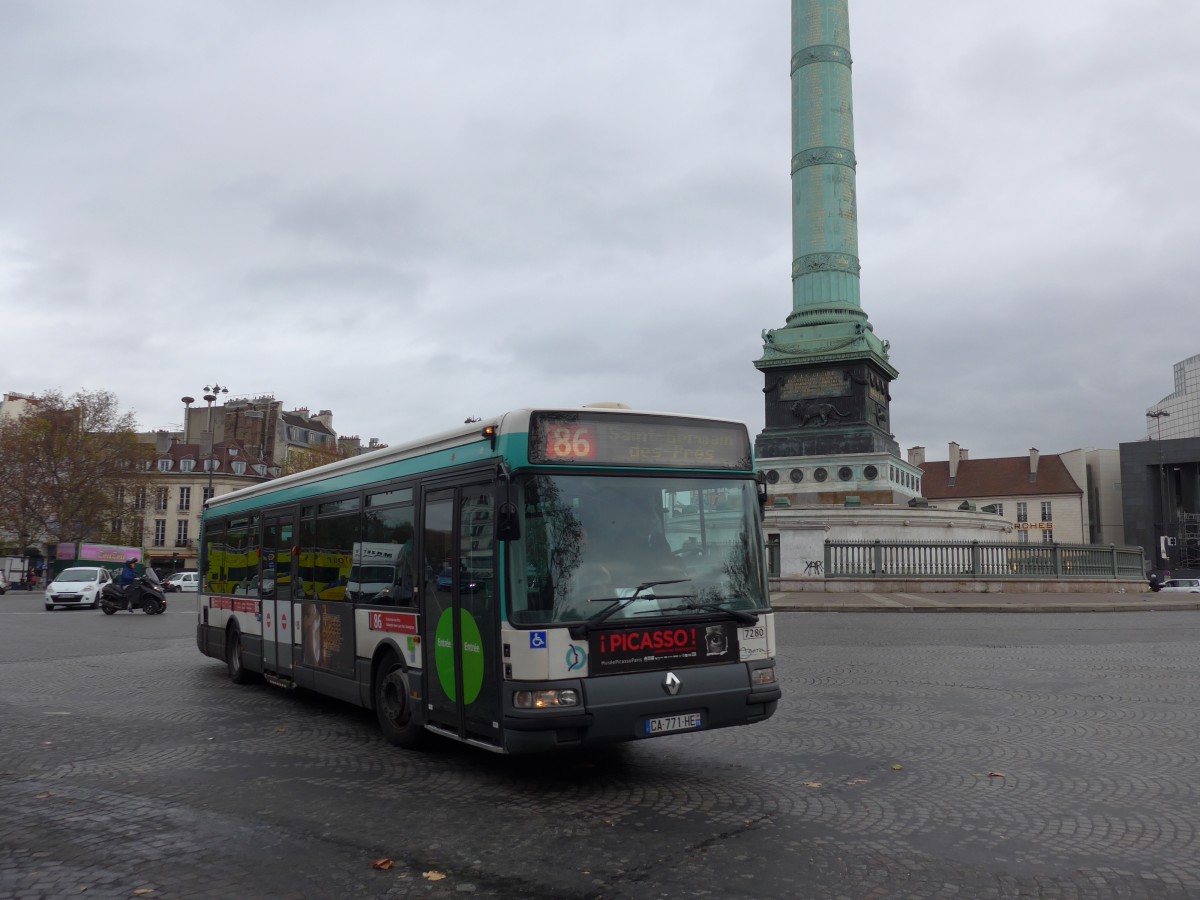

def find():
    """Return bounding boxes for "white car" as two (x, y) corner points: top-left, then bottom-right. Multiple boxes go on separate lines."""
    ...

(164, 571), (199, 592)
(45, 566), (113, 610)
(1158, 578), (1200, 593)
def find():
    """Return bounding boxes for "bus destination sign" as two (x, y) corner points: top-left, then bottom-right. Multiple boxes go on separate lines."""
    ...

(529, 412), (751, 469)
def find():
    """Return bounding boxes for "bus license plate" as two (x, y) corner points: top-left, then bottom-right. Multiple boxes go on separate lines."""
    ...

(645, 713), (703, 736)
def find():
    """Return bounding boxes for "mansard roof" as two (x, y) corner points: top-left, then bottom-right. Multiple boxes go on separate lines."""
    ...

(155, 438), (268, 464)
(281, 410), (335, 437)
(919, 455), (1083, 500)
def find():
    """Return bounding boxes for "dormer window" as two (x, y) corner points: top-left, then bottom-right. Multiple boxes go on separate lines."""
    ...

(180, 459), (196, 473)
(157, 459), (173, 472)
(269, 466), (282, 477)
(253, 464), (267, 476)
(232, 461), (247, 475)
(205, 459), (219, 473)
(228, 447), (239, 457)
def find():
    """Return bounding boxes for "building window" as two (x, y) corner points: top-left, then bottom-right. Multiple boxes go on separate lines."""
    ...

(135, 487), (147, 510)
(1041, 501), (1053, 522)
(157, 458), (173, 472)
(993, 503), (1004, 517)
(156, 487), (169, 512)
(176, 520), (189, 546)
(203, 486), (214, 503)
(1018, 530), (1029, 544)
(179, 486), (191, 512)
(232, 461), (247, 475)
(153, 520), (167, 547)
(1042, 528), (1054, 544)
(181, 459), (196, 473)
(1016, 502), (1028, 523)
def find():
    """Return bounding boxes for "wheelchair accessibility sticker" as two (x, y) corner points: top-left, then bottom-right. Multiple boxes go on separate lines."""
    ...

(529, 631), (547, 650)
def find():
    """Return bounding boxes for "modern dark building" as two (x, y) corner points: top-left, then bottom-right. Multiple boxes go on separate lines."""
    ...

(1119, 436), (1200, 576)
(1121, 354), (1200, 575)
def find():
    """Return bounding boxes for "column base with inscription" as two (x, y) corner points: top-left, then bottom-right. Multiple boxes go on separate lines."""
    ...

(755, 362), (899, 460)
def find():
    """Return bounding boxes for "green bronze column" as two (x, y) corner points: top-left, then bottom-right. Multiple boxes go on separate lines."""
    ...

(755, 0), (898, 460)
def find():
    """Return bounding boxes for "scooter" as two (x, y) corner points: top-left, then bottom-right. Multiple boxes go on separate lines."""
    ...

(101, 570), (168, 615)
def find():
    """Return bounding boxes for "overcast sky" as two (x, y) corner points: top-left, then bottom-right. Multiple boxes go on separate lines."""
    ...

(2, 1), (1196, 461)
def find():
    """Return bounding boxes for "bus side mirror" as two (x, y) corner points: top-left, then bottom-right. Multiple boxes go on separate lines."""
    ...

(497, 502), (521, 542)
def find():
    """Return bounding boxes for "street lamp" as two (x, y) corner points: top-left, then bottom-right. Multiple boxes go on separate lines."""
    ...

(202, 384), (228, 502)
(1147, 409), (1171, 565)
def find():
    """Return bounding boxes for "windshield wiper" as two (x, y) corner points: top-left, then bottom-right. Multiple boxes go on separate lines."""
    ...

(650, 600), (759, 625)
(568, 579), (691, 640)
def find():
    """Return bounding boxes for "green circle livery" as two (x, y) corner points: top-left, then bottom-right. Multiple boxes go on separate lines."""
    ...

(434, 608), (485, 705)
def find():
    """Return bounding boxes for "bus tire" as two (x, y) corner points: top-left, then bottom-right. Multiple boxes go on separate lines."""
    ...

(226, 626), (252, 685)
(374, 654), (425, 749)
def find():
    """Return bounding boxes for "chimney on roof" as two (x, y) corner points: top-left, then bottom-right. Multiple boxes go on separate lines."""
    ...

(948, 442), (961, 483)
(297, 407), (309, 417)
(1029, 448), (1040, 483)
(155, 430), (172, 453)
(959, 448), (968, 460)
(907, 446), (925, 466)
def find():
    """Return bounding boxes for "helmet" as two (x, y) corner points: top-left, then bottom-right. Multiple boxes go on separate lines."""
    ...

(127, 558), (138, 566)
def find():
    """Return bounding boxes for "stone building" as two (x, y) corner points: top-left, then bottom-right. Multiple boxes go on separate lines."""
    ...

(134, 432), (281, 575)
(912, 445), (1091, 545)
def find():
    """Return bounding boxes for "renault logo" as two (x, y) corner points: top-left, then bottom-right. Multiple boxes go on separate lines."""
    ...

(663, 672), (681, 696)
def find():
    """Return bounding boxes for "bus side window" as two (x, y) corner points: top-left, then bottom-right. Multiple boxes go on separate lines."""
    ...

(359, 503), (416, 606)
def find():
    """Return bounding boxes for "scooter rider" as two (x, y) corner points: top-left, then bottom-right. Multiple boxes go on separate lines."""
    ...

(119, 558), (140, 611)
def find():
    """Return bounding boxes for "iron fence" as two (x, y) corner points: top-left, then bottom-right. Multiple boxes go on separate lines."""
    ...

(823, 540), (1145, 581)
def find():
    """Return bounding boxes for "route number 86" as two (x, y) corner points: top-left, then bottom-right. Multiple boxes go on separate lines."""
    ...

(546, 425), (596, 459)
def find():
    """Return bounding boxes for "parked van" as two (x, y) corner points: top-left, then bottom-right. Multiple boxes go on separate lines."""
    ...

(164, 571), (199, 592)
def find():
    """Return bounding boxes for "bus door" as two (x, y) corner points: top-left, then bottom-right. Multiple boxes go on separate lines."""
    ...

(262, 513), (296, 675)
(421, 482), (500, 746)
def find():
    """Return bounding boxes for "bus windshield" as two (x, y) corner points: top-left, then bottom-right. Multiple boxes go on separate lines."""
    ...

(509, 473), (769, 626)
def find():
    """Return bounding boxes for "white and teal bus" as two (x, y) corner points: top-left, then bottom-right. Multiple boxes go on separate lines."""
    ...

(196, 405), (780, 753)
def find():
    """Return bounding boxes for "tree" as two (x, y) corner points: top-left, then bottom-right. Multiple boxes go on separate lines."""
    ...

(279, 443), (344, 477)
(0, 390), (152, 550)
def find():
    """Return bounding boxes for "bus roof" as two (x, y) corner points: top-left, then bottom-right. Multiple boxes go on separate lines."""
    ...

(203, 405), (751, 517)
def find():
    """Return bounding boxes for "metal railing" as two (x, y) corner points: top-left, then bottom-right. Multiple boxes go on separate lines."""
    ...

(823, 540), (1145, 581)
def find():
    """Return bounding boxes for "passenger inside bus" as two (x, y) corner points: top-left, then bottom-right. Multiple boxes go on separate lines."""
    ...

(599, 493), (686, 588)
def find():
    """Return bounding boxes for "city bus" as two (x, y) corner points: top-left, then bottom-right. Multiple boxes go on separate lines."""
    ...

(195, 405), (780, 753)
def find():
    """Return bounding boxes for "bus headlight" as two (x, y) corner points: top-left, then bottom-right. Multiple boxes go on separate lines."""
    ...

(513, 689), (579, 709)
(751, 666), (776, 685)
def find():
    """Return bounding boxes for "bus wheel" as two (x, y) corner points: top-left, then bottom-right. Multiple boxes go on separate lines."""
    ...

(226, 627), (252, 685)
(374, 655), (425, 749)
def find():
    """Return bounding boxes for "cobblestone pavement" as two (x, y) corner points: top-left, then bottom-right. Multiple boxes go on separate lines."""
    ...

(1, 594), (1199, 898)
